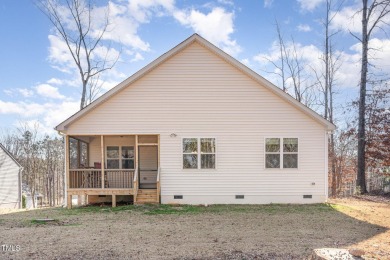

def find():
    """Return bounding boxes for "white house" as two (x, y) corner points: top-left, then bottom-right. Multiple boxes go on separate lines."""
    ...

(55, 34), (335, 208)
(0, 143), (22, 209)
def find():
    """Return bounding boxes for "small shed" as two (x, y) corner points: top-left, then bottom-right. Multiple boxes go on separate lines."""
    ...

(0, 143), (23, 209)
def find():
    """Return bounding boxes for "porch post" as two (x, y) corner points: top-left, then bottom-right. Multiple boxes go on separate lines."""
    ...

(135, 135), (139, 172)
(158, 134), (160, 168)
(112, 195), (116, 207)
(67, 195), (72, 209)
(134, 135), (139, 202)
(101, 135), (105, 189)
(65, 135), (71, 209)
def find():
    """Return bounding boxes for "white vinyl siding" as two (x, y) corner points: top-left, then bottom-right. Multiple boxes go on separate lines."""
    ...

(0, 146), (21, 209)
(65, 42), (327, 204)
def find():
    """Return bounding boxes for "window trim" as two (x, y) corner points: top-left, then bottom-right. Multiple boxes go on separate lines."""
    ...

(182, 137), (217, 170)
(264, 137), (299, 170)
(106, 145), (135, 170)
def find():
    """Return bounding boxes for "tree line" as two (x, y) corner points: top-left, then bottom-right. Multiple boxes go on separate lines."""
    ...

(1, 125), (65, 207)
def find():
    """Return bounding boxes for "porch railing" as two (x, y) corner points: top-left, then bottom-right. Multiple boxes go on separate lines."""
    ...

(69, 169), (134, 189)
(105, 170), (134, 188)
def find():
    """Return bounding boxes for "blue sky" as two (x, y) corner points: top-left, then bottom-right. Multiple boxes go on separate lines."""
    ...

(0, 0), (389, 134)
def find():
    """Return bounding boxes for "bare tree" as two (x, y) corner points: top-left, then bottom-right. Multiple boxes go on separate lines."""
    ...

(1, 124), (65, 208)
(283, 37), (316, 105)
(313, 0), (343, 197)
(263, 20), (288, 92)
(36, 0), (120, 110)
(351, 0), (390, 194)
(263, 22), (316, 107)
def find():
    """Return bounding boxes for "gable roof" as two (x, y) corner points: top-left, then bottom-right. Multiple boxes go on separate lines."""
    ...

(56, 34), (336, 132)
(0, 143), (22, 169)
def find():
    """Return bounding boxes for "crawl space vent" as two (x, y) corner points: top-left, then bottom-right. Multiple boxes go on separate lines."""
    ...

(303, 195), (312, 199)
(174, 195), (183, 199)
(235, 195), (245, 199)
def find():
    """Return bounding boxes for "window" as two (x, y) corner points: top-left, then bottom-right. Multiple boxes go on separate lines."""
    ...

(122, 146), (135, 169)
(265, 138), (298, 169)
(183, 138), (198, 169)
(283, 138), (298, 168)
(183, 138), (216, 169)
(201, 138), (216, 169)
(107, 146), (134, 169)
(69, 137), (89, 169)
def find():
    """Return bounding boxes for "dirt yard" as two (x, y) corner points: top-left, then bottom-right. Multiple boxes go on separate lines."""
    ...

(1, 197), (389, 259)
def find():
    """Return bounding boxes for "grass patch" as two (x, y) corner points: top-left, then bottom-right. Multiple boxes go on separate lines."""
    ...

(138, 203), (335, 215)
(329, 203), (357, 213)
(57, 205), (135, 215)
(55, 203), (336, 216)
(30, 219), (59, 225)
(143, 204), (202, 215)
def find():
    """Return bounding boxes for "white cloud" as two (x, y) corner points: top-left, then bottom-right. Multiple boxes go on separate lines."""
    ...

(48, 34), (75, 74)
(297, 0), (324, 12)
(130, 52), (144, 62)
(241, 58), (251, 67)
(264, 0), (274, 8)
(35, 84), (65, 99)
(43, 101), (79, 130)
(47, 78), (64, 85)
(0, 100), (49, 117)
(174, 7), (242, 56)
(330, 5), (361, 34)
(297, 24), (311, 32)
(102, 2), (150, 51)
(218, 0), (234, 6)
(127, 0), (175, 23)
(0, 99), (79, 134)
(330, 3), (390, 35)
(3, 90), (13, 96)
(17, 88), (34, 98)
(349, 38), (390, 74)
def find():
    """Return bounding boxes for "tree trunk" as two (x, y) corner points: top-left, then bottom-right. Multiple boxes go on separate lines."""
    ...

(80, 80), (87, 110)
(357, 0), (368, 194)
(324, 1), (330, 120)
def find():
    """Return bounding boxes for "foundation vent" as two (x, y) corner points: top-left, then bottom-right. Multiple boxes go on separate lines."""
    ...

(303, 195), (312, 199)
(235, 195), (245, 199)
(174, 195), (183, 199)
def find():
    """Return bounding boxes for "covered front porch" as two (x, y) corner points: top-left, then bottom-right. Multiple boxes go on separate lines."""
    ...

(65, 134), (160, 208)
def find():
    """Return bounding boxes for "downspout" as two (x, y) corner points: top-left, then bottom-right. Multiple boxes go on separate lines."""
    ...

(325, 130), (332, 201)
(57, 131), (67, 207)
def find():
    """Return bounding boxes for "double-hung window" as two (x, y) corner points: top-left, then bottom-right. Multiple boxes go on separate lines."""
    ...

(183, 138), (216, 169)
(106, 146), (134, 169)
(265, 138), (298, 169)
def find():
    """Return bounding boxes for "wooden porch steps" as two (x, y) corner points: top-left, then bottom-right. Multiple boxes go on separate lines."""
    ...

(135, 189), (159, 204)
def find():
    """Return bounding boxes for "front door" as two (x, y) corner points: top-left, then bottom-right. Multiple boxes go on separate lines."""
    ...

(138, 145), (158, 189)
